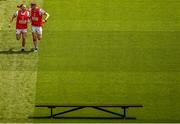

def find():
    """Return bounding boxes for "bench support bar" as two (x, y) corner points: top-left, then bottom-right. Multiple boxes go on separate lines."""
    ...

(29, 106), (137, 120)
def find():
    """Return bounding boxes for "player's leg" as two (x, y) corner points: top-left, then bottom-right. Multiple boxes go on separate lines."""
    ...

(35, 27), (43, 52)
(32, 26), (42, 52)
(37, 27), (42, 41)
(32, 32), (38, 51)
(32, 26), (38, 51)
(16, 29), (21, 40)
(21, 30), (27, 52)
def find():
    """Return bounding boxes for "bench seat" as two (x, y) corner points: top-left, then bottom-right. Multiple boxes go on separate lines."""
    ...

(29, 103), (143, 120)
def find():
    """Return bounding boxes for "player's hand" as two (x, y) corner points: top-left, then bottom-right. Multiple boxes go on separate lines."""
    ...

(8, 24), (11, 28)
(43, 19), (48, 23)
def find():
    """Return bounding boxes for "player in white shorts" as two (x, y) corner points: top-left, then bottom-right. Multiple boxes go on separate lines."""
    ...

(29, 2), (50, 52)
(9, 4), (30, 52)
(32, 26), (42, 35)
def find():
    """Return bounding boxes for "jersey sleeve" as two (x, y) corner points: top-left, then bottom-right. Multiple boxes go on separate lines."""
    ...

(28, 8), (31, 17)
(14, 11), (18, 17)
(40, 9), (46, 15)
(28, 8), (31, 12)
(27, 11), (30, 17)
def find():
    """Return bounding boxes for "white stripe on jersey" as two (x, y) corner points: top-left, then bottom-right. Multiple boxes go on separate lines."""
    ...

(14, 11), (30, 17)
(29, 8), (46, 16)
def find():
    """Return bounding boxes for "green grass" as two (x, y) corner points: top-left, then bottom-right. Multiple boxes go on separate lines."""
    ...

(0, 0), (41, 123)
(34, 0), (180, 123)
(0, 0), (180, 123)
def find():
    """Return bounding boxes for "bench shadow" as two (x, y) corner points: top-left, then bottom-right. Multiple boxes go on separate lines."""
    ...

(29, 116), (125, 120)
(0, 48), (34, 55)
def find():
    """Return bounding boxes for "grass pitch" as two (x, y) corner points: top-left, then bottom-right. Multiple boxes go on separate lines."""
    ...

(1, 0), (180, 123)
(0, 0), (41, 122)
(35, 0), (180, 122)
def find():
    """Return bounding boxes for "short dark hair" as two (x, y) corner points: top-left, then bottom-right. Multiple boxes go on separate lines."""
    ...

(17, 4), (24, 8)
(31, 2), (37, 5)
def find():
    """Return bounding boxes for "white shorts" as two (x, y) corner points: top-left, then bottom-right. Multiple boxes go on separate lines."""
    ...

(16, 29), (27, 35)
(32, 26), (42, 35)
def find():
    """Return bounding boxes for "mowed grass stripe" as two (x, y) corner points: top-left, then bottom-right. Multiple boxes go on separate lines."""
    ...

(36, 31), (180, 122)
(46, 0), (180, 32)
(0, 0), (9, 120)
(39, 31), (180, 72)
(35, 0), (180, 122)
(0, 0), (42, 122)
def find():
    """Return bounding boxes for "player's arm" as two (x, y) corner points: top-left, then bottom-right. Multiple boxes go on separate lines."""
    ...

(43, 12), (50, 23)
(28, 11), (31, 22)
(9, 12), (17, 28)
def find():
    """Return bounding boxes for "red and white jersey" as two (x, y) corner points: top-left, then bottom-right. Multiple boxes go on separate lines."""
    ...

(29, 8), (46, 27)
(15, 10), (29, 29)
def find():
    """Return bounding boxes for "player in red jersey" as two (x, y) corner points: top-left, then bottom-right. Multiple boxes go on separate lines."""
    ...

(9, 4), (30, 52)
(29, 2), (50, 52)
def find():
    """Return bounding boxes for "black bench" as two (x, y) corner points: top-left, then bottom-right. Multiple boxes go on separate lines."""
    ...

(29, 104), (143, 120)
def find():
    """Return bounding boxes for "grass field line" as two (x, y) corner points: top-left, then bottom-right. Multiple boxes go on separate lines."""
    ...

(0, 0), (42, 122)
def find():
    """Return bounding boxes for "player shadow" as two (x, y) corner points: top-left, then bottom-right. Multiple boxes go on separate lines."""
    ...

(0, 48), (34, 55)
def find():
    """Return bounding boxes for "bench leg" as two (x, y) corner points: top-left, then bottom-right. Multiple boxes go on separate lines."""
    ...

(122, 107), (127, 119)
(28, 107), (54, 119)
(122, 107), (136, 120)
(50, 107), (53, 118)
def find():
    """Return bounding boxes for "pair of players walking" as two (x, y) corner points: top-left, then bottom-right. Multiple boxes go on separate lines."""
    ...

(9, 2), (50, 52)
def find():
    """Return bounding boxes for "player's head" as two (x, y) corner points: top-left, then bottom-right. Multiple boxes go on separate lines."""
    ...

(21, 4), (27, 11)
(17, 4), (27, 11)
(31, 2), (37, 9)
